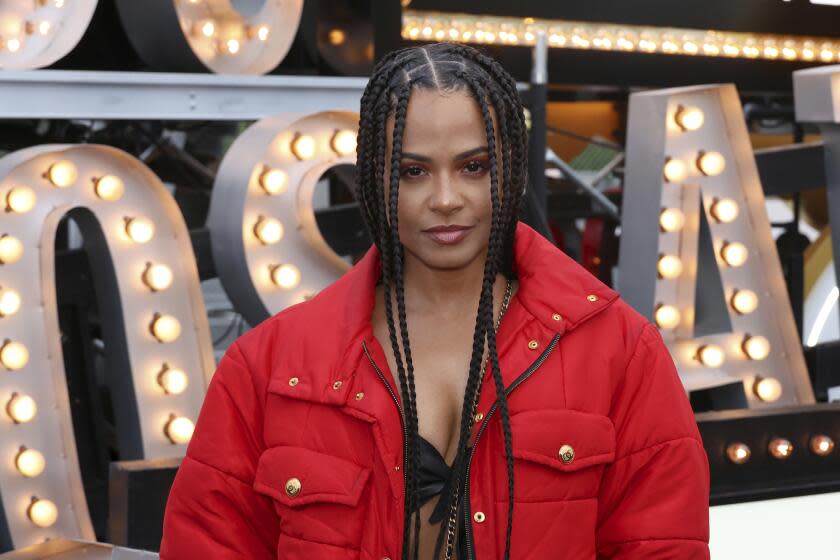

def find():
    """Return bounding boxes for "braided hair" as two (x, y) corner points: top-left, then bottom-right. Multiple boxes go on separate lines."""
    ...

(354, 42), (528, 559)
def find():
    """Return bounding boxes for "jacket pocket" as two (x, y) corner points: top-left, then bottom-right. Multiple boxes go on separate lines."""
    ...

(506, 408), (616, 502)
(254, 445), (371, 553)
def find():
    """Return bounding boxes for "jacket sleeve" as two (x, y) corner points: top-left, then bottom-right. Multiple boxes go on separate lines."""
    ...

(595, 322), (710, 559)
(160, 340), (279, 559)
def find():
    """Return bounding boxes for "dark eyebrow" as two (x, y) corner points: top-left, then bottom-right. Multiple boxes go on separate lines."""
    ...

(401, 146), (489, 163)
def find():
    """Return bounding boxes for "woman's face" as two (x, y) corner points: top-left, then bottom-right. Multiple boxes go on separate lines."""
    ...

(383, 87), (503, 272)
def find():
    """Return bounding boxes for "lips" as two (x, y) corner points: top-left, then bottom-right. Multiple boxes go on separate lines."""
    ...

(422, 225), (474, 245)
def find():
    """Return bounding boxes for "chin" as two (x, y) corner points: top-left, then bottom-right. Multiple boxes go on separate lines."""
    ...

(406, 242), (486, 271)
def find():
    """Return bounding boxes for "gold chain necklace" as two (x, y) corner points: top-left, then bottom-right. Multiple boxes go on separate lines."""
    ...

(443, 278), (513, 559)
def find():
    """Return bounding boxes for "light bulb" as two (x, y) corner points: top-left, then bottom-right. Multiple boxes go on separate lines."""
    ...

(675, 105), (704, 131)
(254, 216), (284, 245)
(753, 376), (782, 402)
(195, 19), (216, 38)
(769, 438), (793, 459)
(663, 157), (688, 183)
(0, 288), (21, 317)
(0, 235), (23, 264)
(158, 365), (188, 395)
(220, 38), (240, 55)
(291, 133), (317, 160)
(36, 21), (51, 35)
(726, 442), (751, 464)
(659, 208), (685, 232)
(5, 38), (21, 53)
(1, 340), (28, 370)
(259, 167), (288, 195)
(810, 435), (835, 457)
(142, 262), (173, 292)
(742, 334), (771, 360)
(731, 289), (759, 315)
(697, 344), (725, 368)
(125, 217), (155, 244)
(657, 254), (683, 279)
(7, 393), (36, 423)
(27, 498), (57, 528)
(329, 29), (346, 46)
(697, 150), (726, 176)
(16, 448), (45, 478)
(94, 175), (124, 201)
(46, 160), (77, 188)
(165, 415), (195, 444)
(6, 187), (36, 213)
(252, 24), (270, 41)
(330, 129), (357, 156)
(150, 313), (181, 343)
(270, 264), (301, 289)
(721, 241), (748, 267)
(654, 304), (681, 329)
(711, 197), (739, 223)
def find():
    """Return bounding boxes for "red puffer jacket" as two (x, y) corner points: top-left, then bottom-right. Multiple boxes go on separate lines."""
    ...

(160, 221), (710, 559)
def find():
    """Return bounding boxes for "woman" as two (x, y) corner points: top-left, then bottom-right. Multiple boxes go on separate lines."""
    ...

(160, 42), (710, 559)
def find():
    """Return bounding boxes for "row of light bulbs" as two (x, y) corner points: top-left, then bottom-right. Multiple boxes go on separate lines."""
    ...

(654, 104), (783, 402)
(402, 10), (840, 63)
(727, 434), (835, 464)
(0, 0), (64, 54)
(177, 0), (272, 57)
(0, 157), (198, 528)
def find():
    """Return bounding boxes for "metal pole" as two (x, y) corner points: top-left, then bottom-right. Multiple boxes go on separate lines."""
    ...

(524, 32), (551, 240)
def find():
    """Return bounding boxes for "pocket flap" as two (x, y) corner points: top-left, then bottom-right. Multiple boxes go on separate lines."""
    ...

(510, 409), (615, 472)
(267, 373), (351, 406)
(253, 446), (371, 507)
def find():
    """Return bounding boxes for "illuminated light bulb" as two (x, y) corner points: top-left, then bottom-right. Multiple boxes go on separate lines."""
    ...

(251, 24), (270, 41)
(259, 167), (288, 195)
(6, 186), (36, 213)
(16, 448), (45, 478)
(449, 28), (460, 40)
(657, 254), (683, 279)
(663, 157), (688, 183)
(722, 42), (740, 57)
(125, 217), (155, 244)
(802, 44), (816, 61)
(5, 38), (22, 53)
(683, 41), (699, 55)
(0, 235), (23, 264)
(46, 160), (78, 188)
(703, 42), (720, 56)
(743, 43), (760, 58)
(37, 21), (52, 35)
(782, 41), (798, 60)
(659, 208), (685, 232)
(1, 340), (28, 370)
(661, 39), (678, 54)
(194, 19), (216, 38)
(752, 376), (782, 402)
(731, 289), (759, 315)
(617, 36), (635, 51)
(421, 26), (433, 39)
(7, 393), (37, 423)
(763, 43), (779, 59)
(434, 29), (445, 40)
(0, 288), (21, 317)
(329, 28), (346, 45)
(253, 216), (284, 245)
(291, 133), (317, 161)
(726, 442), (751, 464)
(654, 304), (681, 330)
(810, 435), (835, 457)
(219, 38), (241, 55)
(639, 39), (657, 52)
(165, 415), (195, 444)
(697, 150), (726, 176)
(94, 175), (124, 201)
(330, 129), (357, 156)
(674, 105), (704, 131)
(142, 262), (174, 292)
(720, 241), (749, 267)
(769, 438), (793, 459)
(150, 313), (181, 343)
(820, 45), (834, 62)
(270, 263), (301, 290)
(27, 498), (57, 528)
(408, 27), (420, 39)
(710, 197), (739, 223)
(158, 365), (188, 395)
(697, 344), (725, 368)
(742, 334), (771, 360)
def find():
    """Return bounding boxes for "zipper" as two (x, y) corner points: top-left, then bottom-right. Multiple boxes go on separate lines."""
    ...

(463, 332), (562, 560)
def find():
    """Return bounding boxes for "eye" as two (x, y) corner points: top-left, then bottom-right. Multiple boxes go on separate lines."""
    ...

(463, 159), (489, 174)
(400, 165), (426, 178)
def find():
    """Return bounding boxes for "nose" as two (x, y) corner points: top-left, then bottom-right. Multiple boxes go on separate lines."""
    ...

(428, 174), (464, 215)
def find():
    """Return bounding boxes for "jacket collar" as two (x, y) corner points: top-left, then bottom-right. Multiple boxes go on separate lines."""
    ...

(334, 221), (619, 357)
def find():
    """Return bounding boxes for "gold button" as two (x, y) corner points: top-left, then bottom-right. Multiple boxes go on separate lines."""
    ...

(559, 444), (575, 464)
(473, 511), (485, 523)
(552, 313), (562, 321)
(288, 377), (299, 386)
(332, 380), (343, 390)
(355, 392), (364, 400)
(284, 477), (301, 497)
(587, 294), (598, 302)
(474, 412), (484, 422)
(394, 465), (400, 471)
(528, 340), (539, 350)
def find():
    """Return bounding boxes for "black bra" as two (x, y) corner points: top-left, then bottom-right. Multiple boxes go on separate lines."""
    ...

(414, 434), (468, 559)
